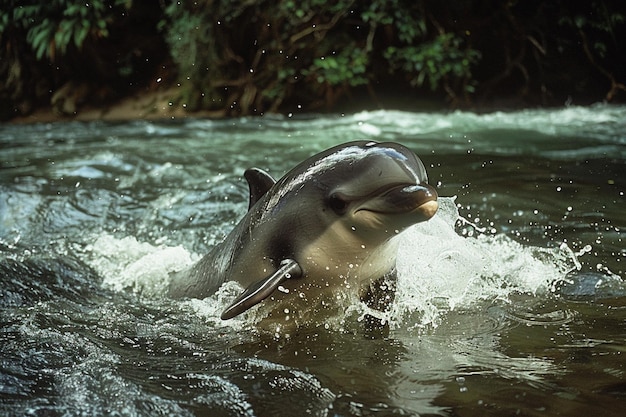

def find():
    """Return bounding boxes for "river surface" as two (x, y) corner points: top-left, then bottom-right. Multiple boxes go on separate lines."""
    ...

(1, 105), (625, 416)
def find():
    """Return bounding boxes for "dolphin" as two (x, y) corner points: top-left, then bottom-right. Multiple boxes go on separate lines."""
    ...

(168, 141), (438, 321)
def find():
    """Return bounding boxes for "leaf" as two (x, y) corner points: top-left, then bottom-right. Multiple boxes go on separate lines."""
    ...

(75, 25), (90, 48)
(64, 4), (80, 17)
(28, 24), (54, 59)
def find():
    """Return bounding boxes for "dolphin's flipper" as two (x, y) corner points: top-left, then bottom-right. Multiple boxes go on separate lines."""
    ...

(244, 168), (276, 209)
(221, 259), (302, 320)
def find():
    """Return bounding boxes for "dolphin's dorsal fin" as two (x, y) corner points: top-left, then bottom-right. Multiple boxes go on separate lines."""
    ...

(221, 259), (302, 320)
(244, 168), (276, 210)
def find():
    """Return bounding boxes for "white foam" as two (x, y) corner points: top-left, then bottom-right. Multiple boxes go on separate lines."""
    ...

(84, 234), (255, 331)
(86, 234), (196, 296)
(182, 281), (251, 331)
(394, 197), (578, 328)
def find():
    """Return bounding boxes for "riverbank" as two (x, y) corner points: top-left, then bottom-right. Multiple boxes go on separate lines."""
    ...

(8, 87), (228, 125)
(6, 87), (563, 125)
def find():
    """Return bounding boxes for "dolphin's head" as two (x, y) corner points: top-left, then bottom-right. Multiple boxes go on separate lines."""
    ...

(259, 140), (438, 283)
(310, 141), (438, 244)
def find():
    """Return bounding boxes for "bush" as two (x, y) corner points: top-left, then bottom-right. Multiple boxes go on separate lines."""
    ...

(158, 0), (481, 115)
(2, 0), (129, 60)
(1, 0), (624, 119)
(0, 0), (167, 119)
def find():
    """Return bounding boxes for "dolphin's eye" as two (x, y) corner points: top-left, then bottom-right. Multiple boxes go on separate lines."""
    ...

(328, 193), (348, 214)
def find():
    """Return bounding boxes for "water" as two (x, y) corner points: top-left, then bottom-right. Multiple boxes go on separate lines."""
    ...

(1, 105), (625, 416)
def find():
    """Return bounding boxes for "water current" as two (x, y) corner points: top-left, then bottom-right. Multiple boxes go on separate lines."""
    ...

(1, 105), (625, 416)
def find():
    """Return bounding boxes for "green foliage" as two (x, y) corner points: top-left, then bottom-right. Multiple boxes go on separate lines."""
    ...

(385, 34), (481, 92)
(2, 0), (624, 119)
(158, 1), (225, 110)
(559, 1), (625, 32)
(307, 48), (369, 86)
(558, 1), (625, 58)
(151, 0), (622, 113)
(156, 0), (483, 113)
(2, 0), (129, 60)
(362, 0), (427, 43)
(159, 3), (212, 79)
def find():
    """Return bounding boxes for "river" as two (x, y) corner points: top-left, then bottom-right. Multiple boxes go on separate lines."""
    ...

(1, 105), (625, 416)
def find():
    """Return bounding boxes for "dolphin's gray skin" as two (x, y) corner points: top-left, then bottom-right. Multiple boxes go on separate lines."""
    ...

(168, 141), (438, 321)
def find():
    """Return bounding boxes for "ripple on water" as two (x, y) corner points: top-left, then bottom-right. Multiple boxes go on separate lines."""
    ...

(502, 302), (578, 327)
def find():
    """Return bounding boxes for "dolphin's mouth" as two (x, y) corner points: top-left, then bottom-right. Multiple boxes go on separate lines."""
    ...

(355, 183), (438, 217)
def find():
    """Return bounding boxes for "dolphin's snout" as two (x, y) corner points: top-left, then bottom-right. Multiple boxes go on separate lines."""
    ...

(401, 183), (438, 204)
(357, 182), (438, 217)
(403, 183), (438, 220)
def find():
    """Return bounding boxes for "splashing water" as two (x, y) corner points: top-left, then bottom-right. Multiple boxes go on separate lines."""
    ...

(81, 197), (579, 332)
(394, 197), (578, 328)
(86, 234), (196, 296)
